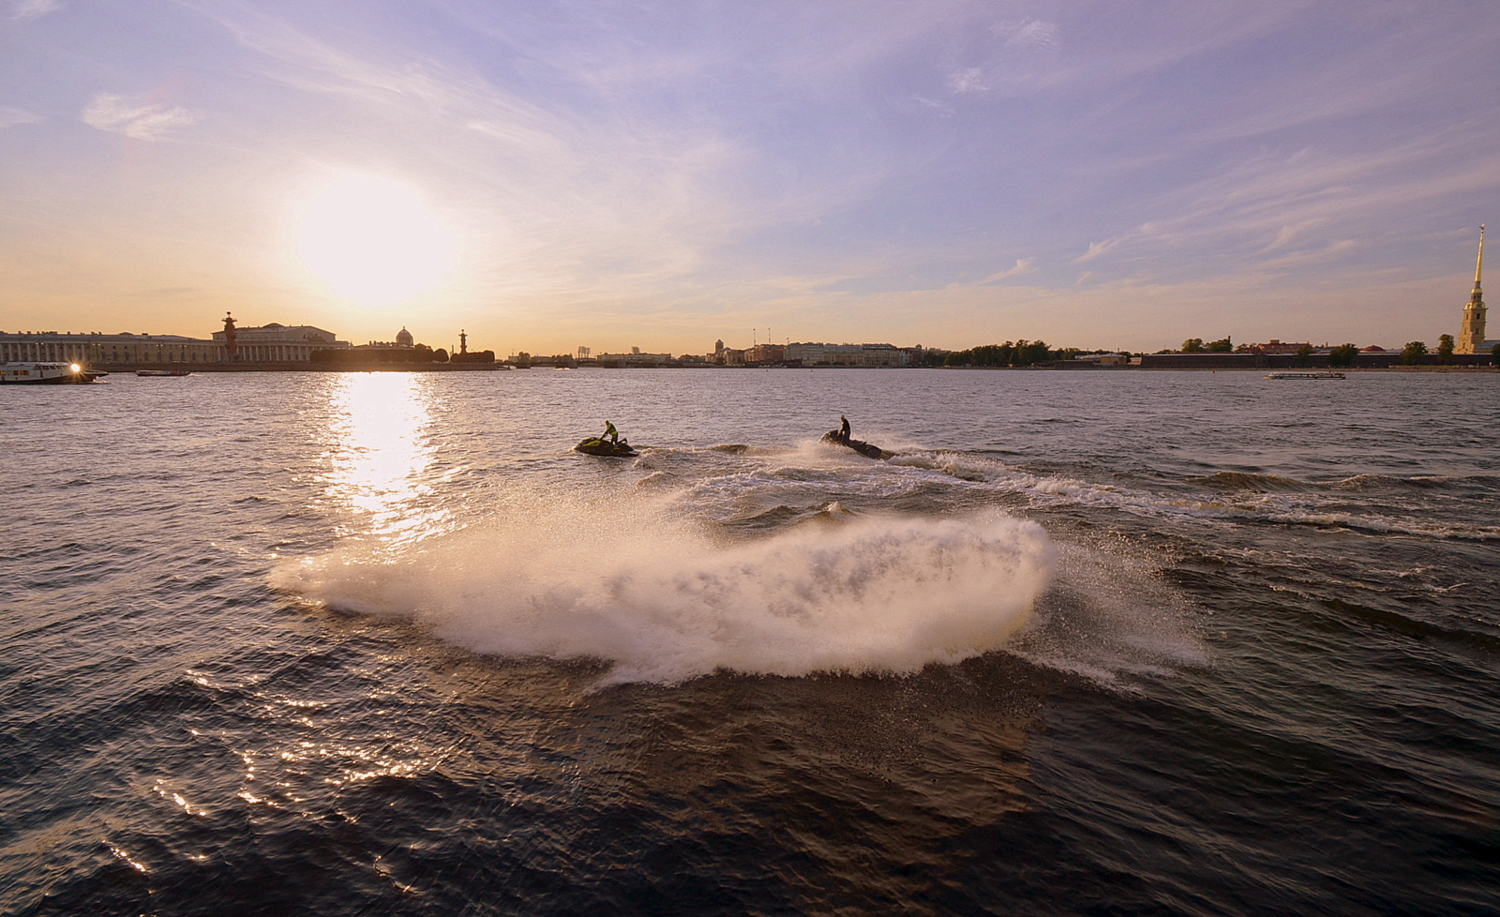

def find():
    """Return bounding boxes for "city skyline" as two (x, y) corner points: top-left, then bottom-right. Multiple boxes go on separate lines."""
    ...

(3, 2), (1498, 354)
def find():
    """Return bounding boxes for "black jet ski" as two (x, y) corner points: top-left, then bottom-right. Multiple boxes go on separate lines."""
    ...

(821, 429), (891, 460)
(575, 437), (638, 457)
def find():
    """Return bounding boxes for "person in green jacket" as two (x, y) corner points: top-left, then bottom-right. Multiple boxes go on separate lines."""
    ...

(602, 420), (619, 444)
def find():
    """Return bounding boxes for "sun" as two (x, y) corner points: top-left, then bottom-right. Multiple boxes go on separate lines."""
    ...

(294, 173), (456, 304)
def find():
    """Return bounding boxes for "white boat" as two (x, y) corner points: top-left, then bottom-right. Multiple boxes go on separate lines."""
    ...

(1265, 371), (1345, 380)
(0, 361), (108, 384)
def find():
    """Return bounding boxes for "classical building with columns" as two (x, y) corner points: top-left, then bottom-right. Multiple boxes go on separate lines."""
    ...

(0, 330), (225, 365)
(210, 319), (347, 362)
(1, 315), (349, 366)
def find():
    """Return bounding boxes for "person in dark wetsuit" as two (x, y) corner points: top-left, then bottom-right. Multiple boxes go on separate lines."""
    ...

(838, 415), (851, 443)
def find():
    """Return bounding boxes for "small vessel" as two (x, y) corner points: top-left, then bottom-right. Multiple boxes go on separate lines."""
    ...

(0, 362), (108, 384)
(1265, 371), (1345, 380)
(136, 369), (192, 377)
(574, 437), (638, 457)
(821, 424), (891, 460)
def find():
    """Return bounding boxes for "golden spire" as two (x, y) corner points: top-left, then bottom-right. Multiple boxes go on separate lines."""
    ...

(1475, 224), (1485, 294)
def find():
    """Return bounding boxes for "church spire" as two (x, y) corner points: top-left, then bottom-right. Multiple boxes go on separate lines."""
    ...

(1473, 224), (1485, 297)
(1459, 225), (1487, 354)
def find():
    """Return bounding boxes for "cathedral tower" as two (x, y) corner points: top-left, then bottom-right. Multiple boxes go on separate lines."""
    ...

(1458, 225), (1486, 354)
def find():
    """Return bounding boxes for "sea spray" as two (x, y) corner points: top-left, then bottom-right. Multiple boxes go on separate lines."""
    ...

(274, 507), (1055, 685)
(1010, 539), (1208, 689)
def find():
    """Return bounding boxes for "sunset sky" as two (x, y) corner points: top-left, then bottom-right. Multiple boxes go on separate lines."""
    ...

(2, 1), (1497, 356)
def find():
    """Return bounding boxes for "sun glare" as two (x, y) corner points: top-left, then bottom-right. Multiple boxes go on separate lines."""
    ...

(294, 173), (456, 304)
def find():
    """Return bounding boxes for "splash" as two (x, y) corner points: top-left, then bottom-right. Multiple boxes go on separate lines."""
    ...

(273, 503), (1054, 685)
(1011, 540), (1208, 690)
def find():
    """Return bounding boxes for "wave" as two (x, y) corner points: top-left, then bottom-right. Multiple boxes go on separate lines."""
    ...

(1186, 471), (1313, 492)
(888, 454), (1500, 543)
(1188, 470), (1500, 495)
(1318, 597), (1500, 655)
(273, 499), (1055, 686)
(1329, 473), (1500, 492)
(1252, 509), (1500, 542)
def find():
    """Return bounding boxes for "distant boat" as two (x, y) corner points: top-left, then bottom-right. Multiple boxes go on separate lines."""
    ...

(1265, 371), (1345, 380)
(136, 369), (192, 377)
(1, 361), (107, 384)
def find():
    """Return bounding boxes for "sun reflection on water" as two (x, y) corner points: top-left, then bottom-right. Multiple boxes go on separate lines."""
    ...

(322, 372), (446, 541)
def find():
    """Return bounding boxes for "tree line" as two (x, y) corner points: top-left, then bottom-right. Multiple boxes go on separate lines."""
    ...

(921, 340), (1071, 367)
(1173, 333), (1500, 366)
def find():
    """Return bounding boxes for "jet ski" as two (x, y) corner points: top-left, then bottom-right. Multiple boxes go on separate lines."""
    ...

(574, 437), (638, 457)
(821, 429), (891, 460)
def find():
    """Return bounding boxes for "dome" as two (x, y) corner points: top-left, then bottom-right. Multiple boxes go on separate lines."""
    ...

(396, 326), (414, 346)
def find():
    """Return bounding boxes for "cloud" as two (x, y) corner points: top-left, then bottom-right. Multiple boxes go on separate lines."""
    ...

(1256, 239), (1357, 271)
(1258, 220), (1327, 254)
(943, 19), (1060, 98)
(980, 258), (1036, 283)
(892, 95), (954, 118)
(8, 0), (61, 21)
(178, 2), (927, 306)
(82, 93), (197, 140)
(947, 67), (988, 94)
(994, 19), (1060, 50)
(0, 106), (41, 128)
(1072, 233), (1135, 265)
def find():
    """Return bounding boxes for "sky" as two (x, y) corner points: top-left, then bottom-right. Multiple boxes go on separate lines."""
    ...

(2, 0), (1498, 356)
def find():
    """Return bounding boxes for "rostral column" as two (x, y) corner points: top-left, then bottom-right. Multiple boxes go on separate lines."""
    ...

(223, 311), (238, 361)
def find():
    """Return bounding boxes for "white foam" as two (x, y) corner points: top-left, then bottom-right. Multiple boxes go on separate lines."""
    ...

(274, 501), (1054, 686)
(1010, 540), (1209, 690)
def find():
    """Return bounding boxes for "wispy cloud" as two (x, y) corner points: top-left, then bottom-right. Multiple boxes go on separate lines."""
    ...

(82, 93), (197, 140)
(1257, 220), (1327, 254)
(994, 19), (1060, 50)
(947, 67), (988, 94)
(0, 106), (40, 128)
(902, 95), (955, 118)
(178, 1), (933, 308)
(1073, 233), (1137, 265)
(980, 258), (1036, 283)
(8, 0), (61, 21)
(1256, 238), (1357, 271)
(943, 18), (1062, 97)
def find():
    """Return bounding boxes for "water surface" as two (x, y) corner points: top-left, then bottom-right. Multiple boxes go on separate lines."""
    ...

(3, 368), (1497, 915)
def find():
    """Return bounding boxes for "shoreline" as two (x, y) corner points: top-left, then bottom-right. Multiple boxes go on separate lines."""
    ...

(75, 362), (1500, 374)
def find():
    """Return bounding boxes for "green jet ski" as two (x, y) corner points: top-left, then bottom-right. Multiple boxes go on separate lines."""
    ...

(575, 437), (638, 457)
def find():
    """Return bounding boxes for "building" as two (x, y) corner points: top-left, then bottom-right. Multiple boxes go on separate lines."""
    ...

(211, 319), (348, 362)
(1252, 340), (1320, 355)
(0, 330), (226, 365)
(744, 343), (785, 364)
(783, 342), (910, 367)
(1072, 352), (1131, 366)
(1458, 225), (1496, 354)
(2, 315), (353, 367)
(596, 350), (675, 366)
